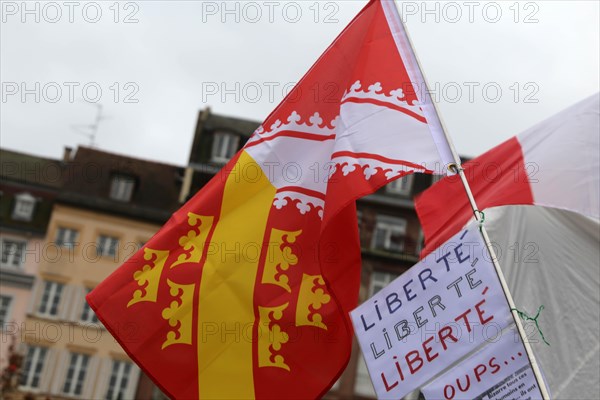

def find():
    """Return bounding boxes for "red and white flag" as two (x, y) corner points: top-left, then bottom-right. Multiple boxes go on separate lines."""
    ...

(416, 93), (600, 257)
(246, 0), (455, 225)
(88, 1), (454, 398)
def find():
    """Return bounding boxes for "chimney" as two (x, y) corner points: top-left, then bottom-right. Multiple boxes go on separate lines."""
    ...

(178, 167), (194, 204)
(200, 106), (211, 122)
(63, 146), (73, 162)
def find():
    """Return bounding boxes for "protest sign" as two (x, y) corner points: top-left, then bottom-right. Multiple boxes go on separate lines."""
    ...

(350, 225), (514, 399)
(421, 325), (543, 400)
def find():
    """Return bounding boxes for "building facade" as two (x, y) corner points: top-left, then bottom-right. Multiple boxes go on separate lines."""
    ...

(2, 147), (183, 399)
(0, 150), (61, 373)
(3, 107), (442, 399)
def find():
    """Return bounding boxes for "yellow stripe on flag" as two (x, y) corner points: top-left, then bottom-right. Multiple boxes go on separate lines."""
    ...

(197, 150), (276, 399)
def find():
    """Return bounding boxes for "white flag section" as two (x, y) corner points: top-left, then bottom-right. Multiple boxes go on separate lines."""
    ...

(421, 325), (542, 400)
(350, 225), (514, 399)
(484, 205), (600, 399)
(416, 93), (599, 258)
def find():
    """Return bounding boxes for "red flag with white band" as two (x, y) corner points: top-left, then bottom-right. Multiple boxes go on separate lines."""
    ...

(88, 1), (454, 398)
(245, 0), (455, 227)
(416, 93), (599, 258)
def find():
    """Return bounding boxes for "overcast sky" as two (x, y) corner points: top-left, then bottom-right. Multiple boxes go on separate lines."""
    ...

(1, 0), (599, 166)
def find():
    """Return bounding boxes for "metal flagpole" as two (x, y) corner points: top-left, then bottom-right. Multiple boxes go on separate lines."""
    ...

(390, 1), (551, 399)
(449, 168), (551, 400)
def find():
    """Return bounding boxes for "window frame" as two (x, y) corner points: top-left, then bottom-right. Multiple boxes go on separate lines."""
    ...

(354, 352), (376, 397)
(109, 174), (136, 202)
(62, 352), (90, 397)
(416, 228), (425, 256)
(19, 345), (48, 390)
(431, 173), (444, 186)
(0, 238), (27, 269)
(80, 288), (99, 325)
(37, 280), (64, 318)
(371, 215), (408, 253)
(211, 132), (240, 163)
(369, 270), (400, 297)
(0, 295), (13, 329)
(386, 174), (414, 196)
(105, 360), (133, 400)
(12, 192), (36, 221)
(55, 227), (79, 249)
(96, 235), (120, 258)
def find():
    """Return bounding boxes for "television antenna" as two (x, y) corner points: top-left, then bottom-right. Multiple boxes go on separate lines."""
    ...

(71, 103), (105, 147)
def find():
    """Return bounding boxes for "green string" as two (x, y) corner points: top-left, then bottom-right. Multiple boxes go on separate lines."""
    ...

(511, 305), (550, 346)
(475, 210), (485, 232)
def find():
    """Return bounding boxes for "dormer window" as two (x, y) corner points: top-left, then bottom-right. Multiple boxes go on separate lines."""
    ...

(109, 174), (135, 202)
(12, 192), (36, 221)
(386, 174), (414, 196)
(211, 132), (239, 163)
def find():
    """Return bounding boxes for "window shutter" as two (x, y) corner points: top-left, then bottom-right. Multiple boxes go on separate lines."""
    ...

(26, 278), (40, 315)
(92, 358), (112, 399)
(50, 350), (69, 395)
(125, 364), (141, 400)
(68, 286), (84, 322)
(40, 347), (58, 392)
(82, 356), (100, 399)
(58, 284), (73, 320)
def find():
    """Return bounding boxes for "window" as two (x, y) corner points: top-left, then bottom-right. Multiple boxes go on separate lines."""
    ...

(55, 227), (79, 248)
(371, 216), (407, 253)
(387, 174), (414, 195)
(370, 271), (399, 296)
(109, 175), (135, 202)
(105, 360), (133, 400)
(12, 193), (36, 221)
(152, 386), (170, 400)
(80, 289), (99, 324)
(354, 353), (376, 397)
(431, 174), (444, 186)
(1, 239), (26, 268)
(19, 346), (48, 389)
(38, 281), (64, 317)
(386, 174), (414, 196)
(211, 132), (239, 163)
(416, 229), (425, 256)
(0, 295), (12, 328)
(62, 352), (90, 396)
(97, 235), (119, 257)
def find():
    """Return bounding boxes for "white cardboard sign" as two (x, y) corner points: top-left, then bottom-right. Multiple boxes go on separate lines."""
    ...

(350, 225), (513, 399)
(421, 325), (542, 400)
